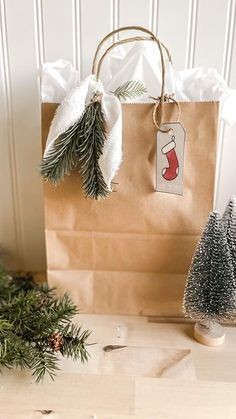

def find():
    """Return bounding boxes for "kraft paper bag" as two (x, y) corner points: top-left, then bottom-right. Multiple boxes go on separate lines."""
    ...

(42, 100), (218, 316)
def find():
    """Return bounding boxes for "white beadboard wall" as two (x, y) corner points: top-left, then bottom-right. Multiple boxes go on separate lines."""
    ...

(0, 0), (236, 271)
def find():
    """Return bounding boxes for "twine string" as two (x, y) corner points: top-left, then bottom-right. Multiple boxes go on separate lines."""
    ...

(151, 94), (180, 133)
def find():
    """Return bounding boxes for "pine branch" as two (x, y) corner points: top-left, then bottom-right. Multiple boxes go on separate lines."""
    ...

(31, 350), (59, 383)
(0, 290), (40, 335)
(0, 270), (51, 304)
(111, 80), (147, 101)
(40, 99), (110, 200)
(0, 267), (14, 302)
(0, 268), (92, 382)
(60, 323), (91, 362)
(40, 120), (81, 185)
(0, 319), (12, 334)
(77, 100), (110, 199)
(0, 340), (11, 370)
(0, 331), (32, 371)
(33, 294), (78, 339)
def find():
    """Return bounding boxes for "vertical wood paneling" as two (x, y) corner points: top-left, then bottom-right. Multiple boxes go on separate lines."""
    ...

(0, 0), (19, 269)
(185, 0), (198, 69)
(4, 0), (46, 270)
(158, 0), (190, 70)
(222, 0), (236, 81)
(34, 0), (45, 67)
(149, 0), (158, 33)
(111, 0), (119, 33)
(72, 0), (82, 78)
(0, 0), (236, 269)
(42, 0), (74, 63)
(119, 0), (151, 30)
(80, 0), (111, 79)
(116, 0), (153, 61)
(229, 10), (236, 88)
(215, 0), (236, 212)
(194, 0), (230, 71)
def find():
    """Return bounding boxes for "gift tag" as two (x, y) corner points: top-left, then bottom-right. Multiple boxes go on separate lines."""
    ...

(156, 123), (186, 195)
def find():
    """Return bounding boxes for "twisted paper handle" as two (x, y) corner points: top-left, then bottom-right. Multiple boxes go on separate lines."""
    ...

(91, 26), (179, 133)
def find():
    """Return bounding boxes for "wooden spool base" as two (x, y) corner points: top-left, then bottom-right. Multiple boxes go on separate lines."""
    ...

(194, 322), (225, 347)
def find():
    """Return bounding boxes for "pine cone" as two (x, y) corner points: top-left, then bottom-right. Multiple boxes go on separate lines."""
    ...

(48, 332), (64, 352)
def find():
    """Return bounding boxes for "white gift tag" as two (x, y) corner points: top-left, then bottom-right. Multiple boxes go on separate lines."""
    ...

(156, 123), (186, 195)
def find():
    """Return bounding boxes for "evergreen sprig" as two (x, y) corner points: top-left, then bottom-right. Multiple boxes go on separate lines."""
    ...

(60, 323), (91, 362)
(40, 96), (110, 199)
(40, 120), (81, 185)
(31, 350), (60, 383)
(77, 99), (110, 199)
(111, 80), (147, 101)
(0, 270), (91, 382)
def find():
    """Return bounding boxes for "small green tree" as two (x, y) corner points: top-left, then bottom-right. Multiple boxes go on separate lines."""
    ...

(223, 196), (236, 276)
(183, 211), (236, 323)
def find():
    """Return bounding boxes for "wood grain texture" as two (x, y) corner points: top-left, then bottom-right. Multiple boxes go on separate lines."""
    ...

(1, 314), (236, 418)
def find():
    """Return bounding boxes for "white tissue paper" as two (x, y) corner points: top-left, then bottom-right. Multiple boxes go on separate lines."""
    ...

(41, 41), (236, 125)
(41, 60), (79, 103)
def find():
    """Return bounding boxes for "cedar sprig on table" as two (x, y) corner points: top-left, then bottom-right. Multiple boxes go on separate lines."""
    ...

(0, 268), (91, 382)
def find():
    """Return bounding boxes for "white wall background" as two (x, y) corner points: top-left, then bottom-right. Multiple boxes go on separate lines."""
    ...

(0, 0), (236, 271)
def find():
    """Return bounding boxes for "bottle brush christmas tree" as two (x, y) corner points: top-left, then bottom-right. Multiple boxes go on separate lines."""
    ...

(183, 211), (236, 346)
(223, 196), (236, 276)
(0, 267), (91, 382)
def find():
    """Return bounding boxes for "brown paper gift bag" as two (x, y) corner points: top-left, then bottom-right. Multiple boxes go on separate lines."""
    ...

(42, 27), (218, 317)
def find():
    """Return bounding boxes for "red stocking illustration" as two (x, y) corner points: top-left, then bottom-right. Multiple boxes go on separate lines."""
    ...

(161, 136), (179, 181)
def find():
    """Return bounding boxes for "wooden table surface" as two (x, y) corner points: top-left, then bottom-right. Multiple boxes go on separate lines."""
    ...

(1, 314), (236, 419)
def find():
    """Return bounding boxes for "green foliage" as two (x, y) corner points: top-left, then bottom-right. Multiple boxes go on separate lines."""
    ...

(77, 100), (110, 199)
(111, 80), (147, 101)
(183, 211), (236, 322)
(60, 323), (91, 362)
(223, 196), (236, 275)
(40, 96), (110, 199)
(0, 270), (91, 382)
(40, 121), (81, 185)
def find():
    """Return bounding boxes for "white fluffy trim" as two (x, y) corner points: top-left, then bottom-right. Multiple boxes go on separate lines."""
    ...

(43, 75), (122, 190)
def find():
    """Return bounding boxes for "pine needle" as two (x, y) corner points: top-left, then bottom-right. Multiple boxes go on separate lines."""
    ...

(40, 120), (81, 185)
(40, 99), (110, 200)
(111, 80), (147, 101)
(77, 100), (110, 200)
(31, 350), (59, 383)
